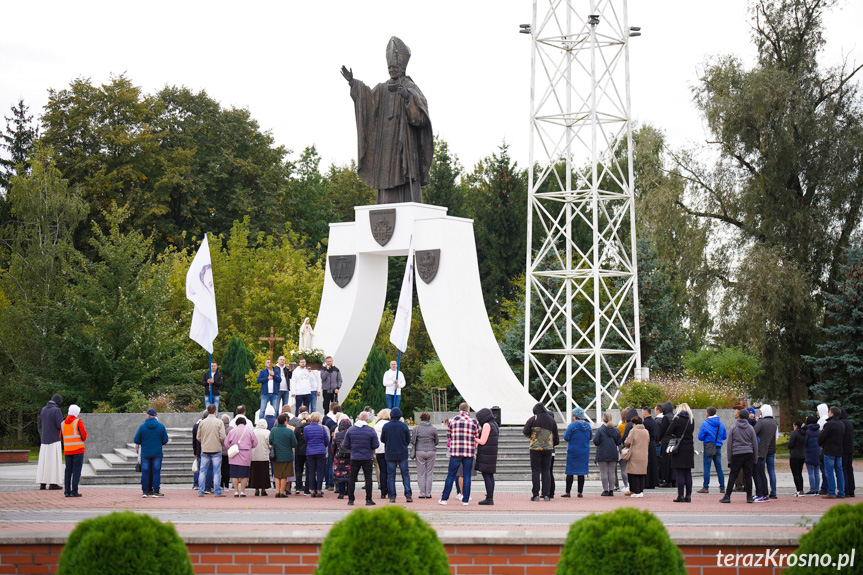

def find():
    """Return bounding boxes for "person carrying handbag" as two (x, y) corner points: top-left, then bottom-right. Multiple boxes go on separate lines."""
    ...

(663, 403), (696, 502)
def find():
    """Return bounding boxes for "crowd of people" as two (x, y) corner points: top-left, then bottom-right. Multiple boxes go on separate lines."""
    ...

(37, 388), (856, 505)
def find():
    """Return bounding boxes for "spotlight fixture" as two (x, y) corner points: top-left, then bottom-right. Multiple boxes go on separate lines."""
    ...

(519, 23), (531, 34)
(588, 14), (600, 26)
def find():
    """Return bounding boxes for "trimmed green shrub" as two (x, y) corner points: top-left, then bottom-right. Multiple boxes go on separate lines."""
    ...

(316, 506), (449, 575)
(57, 511), (193, 575)
(557, 507), (685, 575)
(617, 379), (665, 410)
(786, 502), (863, 574)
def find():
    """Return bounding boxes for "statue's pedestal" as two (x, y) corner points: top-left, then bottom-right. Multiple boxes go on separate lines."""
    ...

(314, 203), (536, 424)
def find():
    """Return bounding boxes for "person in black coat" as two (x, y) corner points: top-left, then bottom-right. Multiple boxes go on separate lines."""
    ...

(840, 408), (855, 498)
(787, 420), (807, 496)
(662, 403), (695, 502)
(657, 401), (675, 488)
(819, 406), (846, 498)
(475, 408), (500, 505)
(201, 362), (223, 410)
(641, 406), (660, 489)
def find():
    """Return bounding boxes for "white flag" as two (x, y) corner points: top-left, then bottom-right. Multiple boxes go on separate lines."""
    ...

(389, 236), (414, 352)
(186, 235), (218, 354)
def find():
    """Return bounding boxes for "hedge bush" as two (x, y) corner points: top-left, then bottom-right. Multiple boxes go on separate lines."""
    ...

(556, 507), (685, 575)
(57, 511), (193, 575)
(316, 506), (449, 575)
(787, 502), (863, 574)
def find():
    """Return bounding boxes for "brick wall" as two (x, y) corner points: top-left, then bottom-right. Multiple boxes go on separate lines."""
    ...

(0, 542), (799, 574)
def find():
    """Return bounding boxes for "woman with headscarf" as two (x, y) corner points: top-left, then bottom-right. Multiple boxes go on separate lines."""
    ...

(249, 418), (272, 496)
(563, 407), (591, 498)
(664, 403), (695, 502)
(263, 403), (277, 430)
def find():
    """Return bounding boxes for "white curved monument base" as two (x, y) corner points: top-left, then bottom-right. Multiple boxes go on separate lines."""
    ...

(313, 203), (537, 424)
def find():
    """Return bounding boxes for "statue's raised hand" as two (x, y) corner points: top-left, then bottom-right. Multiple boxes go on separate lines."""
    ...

(340, 66), (353, 84)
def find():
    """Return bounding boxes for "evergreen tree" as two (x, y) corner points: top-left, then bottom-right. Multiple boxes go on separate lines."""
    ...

(424, 137), (466, 218)
(464, 143), (527, 319)
(0, 99), (39, 193)
(362, 344), (388, 412)
(220, 334), (257, 412)
(805, 247), (863, 452)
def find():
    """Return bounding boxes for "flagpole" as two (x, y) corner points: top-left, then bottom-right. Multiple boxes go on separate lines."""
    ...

(208, 352), (213, 406)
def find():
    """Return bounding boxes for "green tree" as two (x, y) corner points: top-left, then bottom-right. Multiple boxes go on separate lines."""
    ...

(423, 136), (466, 217)
(0, 148), (87, 440)
(282, 145), (331, 255)
(805, 247), (863, 452)
(342, 344), (388, 418)
(0, 99), (39, 193)
(220, 334), (257, 412)
(660, 0), (863, 409)
(327, 161), (375, 222)
(464, 142), (527, 319)
(56, 206), (194, 411)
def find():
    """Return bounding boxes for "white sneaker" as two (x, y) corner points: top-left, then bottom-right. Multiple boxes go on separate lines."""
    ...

(631, 493), (643, 498)
(438, 499), (447, 506)
(462, 501), (469, 506)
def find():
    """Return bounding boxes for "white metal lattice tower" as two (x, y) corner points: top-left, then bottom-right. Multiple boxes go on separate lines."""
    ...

(523, 0), (641, 423)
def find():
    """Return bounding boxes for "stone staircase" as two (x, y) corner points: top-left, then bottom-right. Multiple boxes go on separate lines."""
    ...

(81, 427), (196, 485)
(82, 425), (599, 485)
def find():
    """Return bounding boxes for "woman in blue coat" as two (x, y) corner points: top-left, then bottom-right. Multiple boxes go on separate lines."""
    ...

(563, 407), (592, 498)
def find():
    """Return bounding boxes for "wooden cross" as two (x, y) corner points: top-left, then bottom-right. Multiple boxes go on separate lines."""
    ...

(259, 326), (284, 361)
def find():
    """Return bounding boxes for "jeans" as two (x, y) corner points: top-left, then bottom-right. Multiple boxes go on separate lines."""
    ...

(141, 456), (162, 494)
(442, 456), (473, 502)
(276, 390), (290, 413)
(348, 459), (373, 502)
(766, 453), (777, 496)
(259, 393), (279, 419)
(64, 453), (83, 496)
(702, 448), (725, 490)
(806, 462), (820, 493)
(529, 450), (552, 497)
(296, 394), (311, 412)
(325, 448), (334, 488)
(386, 459), (412, 498)
(310, 392), (318, 413)
(198, 452), (222, 496)
(307, 453), (326, 492)
(824, 454), (845, 497)
(204, 395), (220, 410)
(619, 458), (628, 489)
(415, 451), (436, 497)
(376, 453), (389, 495)
(385, 394), (401, 409)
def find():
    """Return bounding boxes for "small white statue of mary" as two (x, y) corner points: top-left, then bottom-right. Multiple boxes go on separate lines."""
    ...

(299, 317), (315, 350)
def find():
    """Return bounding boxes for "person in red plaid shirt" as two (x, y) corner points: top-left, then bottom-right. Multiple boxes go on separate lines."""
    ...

(439, 403), (479, 506)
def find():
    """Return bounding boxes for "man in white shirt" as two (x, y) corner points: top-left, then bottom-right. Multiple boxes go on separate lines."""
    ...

(292, 358), (313, 413)
(382, 360), (406, 409)
(275, 356), (291, 413)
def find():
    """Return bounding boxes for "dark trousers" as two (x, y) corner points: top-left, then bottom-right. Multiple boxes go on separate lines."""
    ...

(629, 474), (646, 494)
(565, 474), (585, 495)
(322, 391), (336, 414)
(646, 441), (659, 488)
(675, 468), (692, 498)
(724, 453), (754, 500)
(482, 472), (495, 499)
(376, 453), (389, 496)
(64, 453), (83, 496)
(529, 450), (553, 497)
(790, 457), (805, 493)
(307, 453), (325, 492)
(754, 457), (768, 497)
(843, 454), (856, 496)
(221, 455), (231, 488)
(348, 459), (373, 502)
(295, 452), (307, 491)
(296, 394), (311, 411)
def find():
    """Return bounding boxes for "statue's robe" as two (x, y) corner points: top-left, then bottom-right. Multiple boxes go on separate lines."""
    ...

(349, 76), (433, 203)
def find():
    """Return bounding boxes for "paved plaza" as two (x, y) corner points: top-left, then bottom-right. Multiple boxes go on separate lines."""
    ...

(2, 462), (859, 542)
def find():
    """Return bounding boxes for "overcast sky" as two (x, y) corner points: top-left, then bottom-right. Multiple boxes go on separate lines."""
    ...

(1, 0), (861, 173)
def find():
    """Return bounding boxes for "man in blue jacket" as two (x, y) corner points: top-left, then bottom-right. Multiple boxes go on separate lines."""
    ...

(134, 409), (170, 498)
(381, 407), (413, 503)
(343, 411), (380, 506)
(697, 406), (727, 493)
